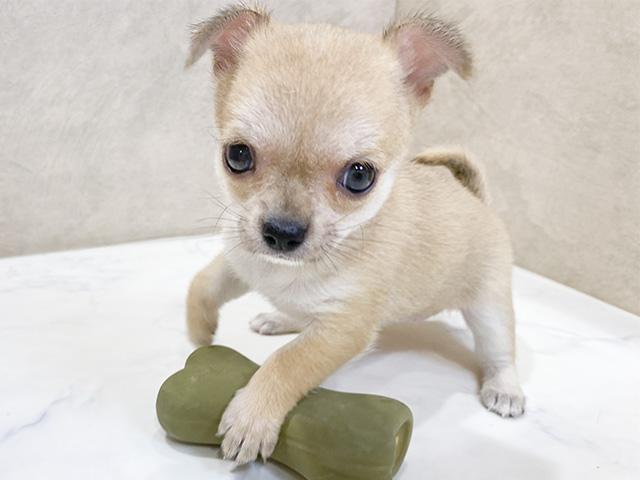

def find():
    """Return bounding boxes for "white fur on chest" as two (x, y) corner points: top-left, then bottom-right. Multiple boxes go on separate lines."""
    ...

(225, 249), (354, 315)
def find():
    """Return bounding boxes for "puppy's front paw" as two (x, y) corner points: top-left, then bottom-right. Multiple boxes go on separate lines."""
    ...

(217, 388), (282, 464)
(480, 366), (526, 418)
(249, 311), (300, 335)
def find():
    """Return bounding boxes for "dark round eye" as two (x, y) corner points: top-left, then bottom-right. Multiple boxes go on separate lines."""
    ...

(342, 162), (376, 194)
(225, 143), (254, 173)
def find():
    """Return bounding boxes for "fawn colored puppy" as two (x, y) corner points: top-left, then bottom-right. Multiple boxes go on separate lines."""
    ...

(185, 4), (525, 464)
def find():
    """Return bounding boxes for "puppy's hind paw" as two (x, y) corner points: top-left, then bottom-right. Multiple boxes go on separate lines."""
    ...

(481, 386), (526, 417)
(480, 367), (526, 418)
(249, 311), (301, 335)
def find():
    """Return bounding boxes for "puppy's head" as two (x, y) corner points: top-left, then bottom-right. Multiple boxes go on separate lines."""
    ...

(188, 5), (472, 265)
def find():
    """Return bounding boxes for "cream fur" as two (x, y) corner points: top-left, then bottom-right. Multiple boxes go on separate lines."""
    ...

(185, 4), (525, 464)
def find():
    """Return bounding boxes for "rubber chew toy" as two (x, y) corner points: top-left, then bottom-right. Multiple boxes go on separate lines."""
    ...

(156, 346), (413, 479)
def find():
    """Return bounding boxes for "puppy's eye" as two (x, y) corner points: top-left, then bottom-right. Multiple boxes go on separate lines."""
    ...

(225, 143), (254, 173)
(341, 162), (376, 194)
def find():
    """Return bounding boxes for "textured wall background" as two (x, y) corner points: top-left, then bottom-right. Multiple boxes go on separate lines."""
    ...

(0, 0), (394, 256)
(1, 0), (638, 314)
(396, 0), (640, 314)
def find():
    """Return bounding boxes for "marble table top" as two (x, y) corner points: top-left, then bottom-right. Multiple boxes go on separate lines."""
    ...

(1, 236), (638, 480)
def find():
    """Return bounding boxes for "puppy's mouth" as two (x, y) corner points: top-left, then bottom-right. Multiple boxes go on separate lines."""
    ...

(257, 252), (309, 266)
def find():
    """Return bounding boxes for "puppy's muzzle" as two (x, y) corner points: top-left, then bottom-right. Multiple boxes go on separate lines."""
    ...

(262, 218), (308, 252)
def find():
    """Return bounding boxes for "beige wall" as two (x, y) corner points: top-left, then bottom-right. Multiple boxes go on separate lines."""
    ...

(397, 0), (640, 314)
(0, 0), (394, 256)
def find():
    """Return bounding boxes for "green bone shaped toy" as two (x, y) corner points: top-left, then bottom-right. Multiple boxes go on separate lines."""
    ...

(156, 346), (413, 479)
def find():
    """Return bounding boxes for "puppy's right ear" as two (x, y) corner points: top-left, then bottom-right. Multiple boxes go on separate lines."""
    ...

(185, 4), (270, 75)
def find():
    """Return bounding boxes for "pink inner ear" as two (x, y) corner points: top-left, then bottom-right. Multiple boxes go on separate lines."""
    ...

(395, 25), (459, 100)
(211, 12), (262, 75)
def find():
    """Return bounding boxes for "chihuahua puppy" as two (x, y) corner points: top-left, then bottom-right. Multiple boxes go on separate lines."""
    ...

(185, 4), (525, 464)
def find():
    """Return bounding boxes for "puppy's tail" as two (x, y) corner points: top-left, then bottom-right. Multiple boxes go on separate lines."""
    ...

(411, 148), (489, 203)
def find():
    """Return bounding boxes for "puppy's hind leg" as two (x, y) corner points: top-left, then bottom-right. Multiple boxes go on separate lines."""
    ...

(187, 254), (248, 346)
(462, 298), (526, 417)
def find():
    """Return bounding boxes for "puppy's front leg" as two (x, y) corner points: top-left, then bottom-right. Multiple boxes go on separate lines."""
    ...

(218, 306), (380, 464)
(186, 254), (248, 346)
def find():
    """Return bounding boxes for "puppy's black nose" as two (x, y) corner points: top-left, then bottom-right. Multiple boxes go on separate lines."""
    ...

(262, 219), (307, 252)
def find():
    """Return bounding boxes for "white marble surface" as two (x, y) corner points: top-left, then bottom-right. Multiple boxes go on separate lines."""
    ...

(0, 236), (638, 480)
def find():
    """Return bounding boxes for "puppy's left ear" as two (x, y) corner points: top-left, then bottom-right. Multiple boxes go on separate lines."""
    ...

(384, 14), (473, 106)
(185, 4), (270, 74)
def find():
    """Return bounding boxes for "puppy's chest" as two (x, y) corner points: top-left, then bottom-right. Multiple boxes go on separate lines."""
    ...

(230, 257), (352, 313)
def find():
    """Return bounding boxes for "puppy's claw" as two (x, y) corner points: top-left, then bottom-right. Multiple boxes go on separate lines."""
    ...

(259, 435), (278, 461)
(216, 423), (229, 439)
(221, 433), (242, 461)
